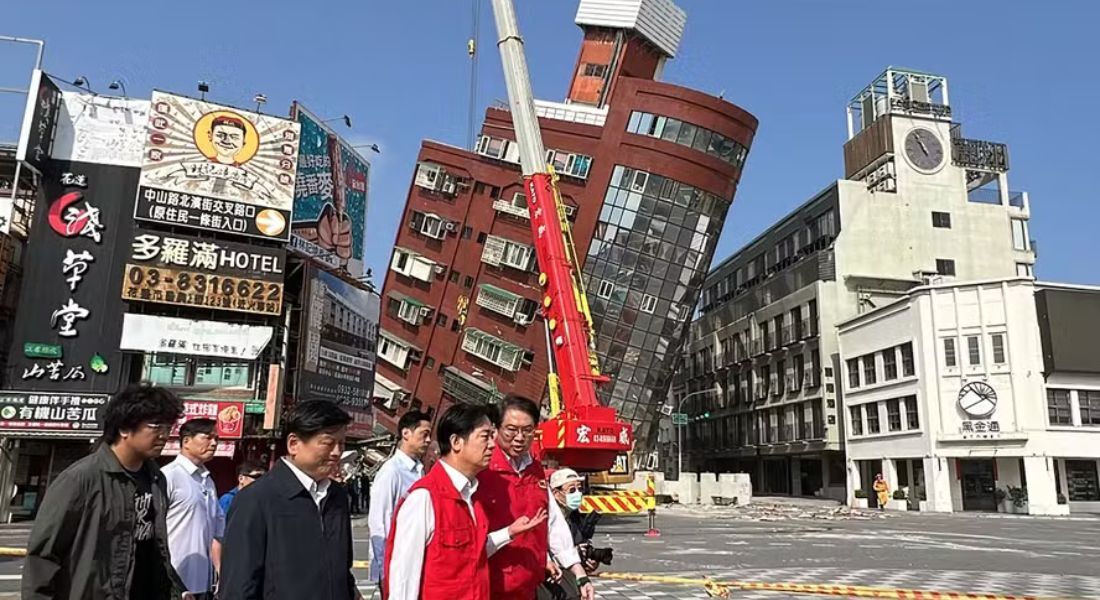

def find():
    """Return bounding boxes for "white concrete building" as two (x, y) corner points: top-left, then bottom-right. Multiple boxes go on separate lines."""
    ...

(675, 67), (1034, 498)
(839, 278), (1100, 515)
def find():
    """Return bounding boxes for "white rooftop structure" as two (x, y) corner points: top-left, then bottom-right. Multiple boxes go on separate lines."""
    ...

(575, 0), (686, 58)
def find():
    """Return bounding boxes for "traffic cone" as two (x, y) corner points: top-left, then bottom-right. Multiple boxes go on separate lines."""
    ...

(644, 474), (660, 537)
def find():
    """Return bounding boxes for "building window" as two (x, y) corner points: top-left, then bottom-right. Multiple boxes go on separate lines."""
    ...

(887, 399), (902, 432)
(1047, 389), (1073, 425)
(777, 359), (786, 395)
(865, 402), (880, 434)
(477, 232), (487, 244)
(932, 211), (952, 228)
(624, 112), (748, 169)
(850, 406), (863, 436)
(936, 259), (956, 276)
(904, 396), (920, 430)
(464, 276), (474, 289)
(597, 280), (615, 299)
(1016, 262), (1034, 277)
(424, 357), (435, 370)
(451, 319), (461, 332)
(990, 333), (1006, 365)
(847, 358), (860, 389)
(967, 336), (981, 366)
(462, 328), (523, 371)
(862, 355), (877, 385)
(640, 294), (657, 314)
(901, 342), (914, 376)
(583, 63), (607, 77)
(883, 348), (898, 380)
(436, 313), (448, 327)
(944, 338), (957, 368)
(449, 269), (460, 283)
(462, 226), (473, 239)
(795, 354), (805, 389)
(1011, 218), (1029, 251)
(1067, 460), (1100, 501)
(1080, 390), (1100, 426)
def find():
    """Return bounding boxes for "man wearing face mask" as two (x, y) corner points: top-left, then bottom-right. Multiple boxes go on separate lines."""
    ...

(537, 469), (589, 600)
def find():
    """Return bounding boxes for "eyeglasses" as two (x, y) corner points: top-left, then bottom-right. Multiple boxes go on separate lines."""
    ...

(501, 426), (536, 440)
(143, 422), (173, 434)
(244, 472), (265, 479)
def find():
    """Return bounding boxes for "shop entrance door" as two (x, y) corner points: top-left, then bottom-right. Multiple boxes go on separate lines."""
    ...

(960, 459), (997, 511)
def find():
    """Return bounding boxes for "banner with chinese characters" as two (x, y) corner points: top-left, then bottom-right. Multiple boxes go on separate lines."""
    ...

(298, 265), (379, 408)
(171, 400), (246, 439)
(0, 391), (107, 434)
(136, 91), (300, 241)
(120, 314), (273, 360)
(6, 71), (62, 235)
(120, 227), (285, 315)
(289, 103), (369, 276)
(5, 161), (134, 393)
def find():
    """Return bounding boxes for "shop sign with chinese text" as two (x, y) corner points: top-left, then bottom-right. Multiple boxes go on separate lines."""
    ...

(5, 161), (133, 393)
(120, 314), (273, 360)
(121, 228), (285, 316)
(0, 391), (107, 433)
(136, 91), (300, 241)
(172, 400), (246, 439)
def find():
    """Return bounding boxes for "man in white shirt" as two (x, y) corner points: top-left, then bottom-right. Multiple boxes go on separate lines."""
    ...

(385, 403), (548, 600)
(163, 418), (224, 599)
(368, 410), (430, 582)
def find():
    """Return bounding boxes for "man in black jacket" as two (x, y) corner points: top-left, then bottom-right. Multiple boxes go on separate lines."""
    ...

(220, 400), (359, 600)
(23, 383), (188, 600)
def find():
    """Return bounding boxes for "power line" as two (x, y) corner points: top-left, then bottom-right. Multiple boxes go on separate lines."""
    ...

(467, 0), (481, 150)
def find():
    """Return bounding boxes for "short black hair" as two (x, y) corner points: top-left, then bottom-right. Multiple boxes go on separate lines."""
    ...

(398, 410), (430, 435)
(437, 404), (494, 456)
(284, 400), (351, 441)
(102, 383), (184, 445)
(500, 394), (540, 425)
(179, 418), (217, 442)
(237, 460), (265, 477)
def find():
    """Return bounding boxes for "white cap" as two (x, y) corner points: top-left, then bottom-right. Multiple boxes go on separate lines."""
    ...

(549, 468), (583, 489)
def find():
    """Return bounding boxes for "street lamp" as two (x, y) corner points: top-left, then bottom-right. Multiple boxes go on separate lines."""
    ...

(352, 143), (381, 154)
(671, 387), (721, 479)
(72, 76), (92, 93)
(324, 115), (352, 128)
(108, 79), (127, 96)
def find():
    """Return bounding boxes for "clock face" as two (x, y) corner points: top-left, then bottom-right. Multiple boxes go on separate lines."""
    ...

(958, 382), (997, 418)
(904, 128), (945, 172)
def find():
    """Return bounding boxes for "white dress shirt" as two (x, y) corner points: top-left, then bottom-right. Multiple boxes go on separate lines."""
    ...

(386, 461), (512, 600)
(367, 449), (424, 581)
(163, 454), (225, 593)
(282, 457), (332, 507)
(510, 453), (582, 569)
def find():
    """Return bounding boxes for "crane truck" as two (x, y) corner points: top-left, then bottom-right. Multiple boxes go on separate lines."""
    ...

(486, 0), (633, 473)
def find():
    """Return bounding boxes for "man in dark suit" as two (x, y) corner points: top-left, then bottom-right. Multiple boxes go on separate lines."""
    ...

(220, 401), (359, 600)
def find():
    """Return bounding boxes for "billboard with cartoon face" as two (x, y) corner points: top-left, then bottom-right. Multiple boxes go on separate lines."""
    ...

(135, 91), (301, 241)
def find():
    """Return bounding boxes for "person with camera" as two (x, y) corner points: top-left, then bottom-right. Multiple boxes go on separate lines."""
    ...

(538, 468), (612, 600)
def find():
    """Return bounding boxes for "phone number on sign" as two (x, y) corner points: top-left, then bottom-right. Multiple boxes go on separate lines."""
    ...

(122, 264), (283, 315)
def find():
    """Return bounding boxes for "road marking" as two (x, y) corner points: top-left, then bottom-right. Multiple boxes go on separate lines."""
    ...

(593, 572), (1062, 600)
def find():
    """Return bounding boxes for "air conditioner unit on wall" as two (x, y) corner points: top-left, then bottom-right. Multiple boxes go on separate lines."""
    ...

(444, 221), (457, 232)
(419, 306), (433, 317)
(432, 264), (446, 275)
(440, 177), (457, 196)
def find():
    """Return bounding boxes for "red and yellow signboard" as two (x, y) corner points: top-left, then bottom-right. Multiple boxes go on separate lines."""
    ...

(172, 400), (246, 439)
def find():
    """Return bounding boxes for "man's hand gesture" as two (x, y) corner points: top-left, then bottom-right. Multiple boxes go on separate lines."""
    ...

(506, 508), (548, 538)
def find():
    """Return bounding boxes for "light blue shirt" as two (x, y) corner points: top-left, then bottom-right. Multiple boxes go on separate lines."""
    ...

(163, 455), (225, 593)
(367, 449), (423, 581)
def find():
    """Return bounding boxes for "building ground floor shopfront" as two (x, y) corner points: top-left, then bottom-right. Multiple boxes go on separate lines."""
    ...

(690, 448), (846, 500)
(849, 451), (1100, 515)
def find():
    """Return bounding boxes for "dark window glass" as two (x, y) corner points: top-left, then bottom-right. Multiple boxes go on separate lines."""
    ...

(1048, 389), (1072, 425)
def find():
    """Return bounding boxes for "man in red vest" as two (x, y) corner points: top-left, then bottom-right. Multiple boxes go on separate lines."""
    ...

(384, 403), (548, 600)
(476, 395), (596, 600)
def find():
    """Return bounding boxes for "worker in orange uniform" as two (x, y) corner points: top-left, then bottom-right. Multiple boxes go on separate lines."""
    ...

(476, 395), (595, 600)
(873, 473), (890, 510)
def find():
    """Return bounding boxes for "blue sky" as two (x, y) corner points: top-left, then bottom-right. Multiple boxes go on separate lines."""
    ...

(3, 1), (1097, 284)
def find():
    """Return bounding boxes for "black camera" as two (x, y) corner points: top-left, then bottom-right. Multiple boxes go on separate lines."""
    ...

(578, 543), (613, 566)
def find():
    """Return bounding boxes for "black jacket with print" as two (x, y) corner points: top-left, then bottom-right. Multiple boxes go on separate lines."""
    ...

(22, 443), (186, 600)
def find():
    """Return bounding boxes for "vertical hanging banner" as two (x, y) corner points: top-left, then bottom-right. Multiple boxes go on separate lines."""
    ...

(298, 265), (379, 407)
(289, 103), (369, 276)
(5, 161), (135, 393)
(6, 70), (62, 235)
(135, 91), (300, 241)
(288, 102), (369, 276)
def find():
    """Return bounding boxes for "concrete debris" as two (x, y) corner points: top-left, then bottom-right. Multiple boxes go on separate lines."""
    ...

(666, 498), (895, 521)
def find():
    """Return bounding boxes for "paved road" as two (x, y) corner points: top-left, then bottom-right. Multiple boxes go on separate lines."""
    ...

(0, 507), (1097, 599)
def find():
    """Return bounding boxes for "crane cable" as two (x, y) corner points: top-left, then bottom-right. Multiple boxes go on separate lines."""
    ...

(466, 0), (481, 150)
